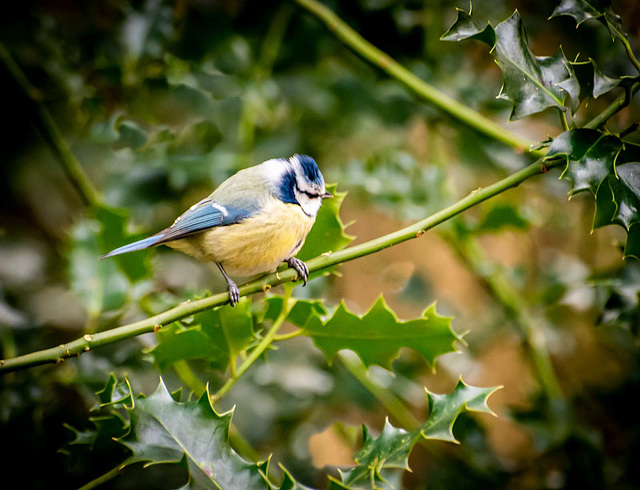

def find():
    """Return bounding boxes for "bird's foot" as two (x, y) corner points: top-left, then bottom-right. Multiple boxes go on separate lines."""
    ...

(286, 257), (309, 286)
(227, 280), (240, 307)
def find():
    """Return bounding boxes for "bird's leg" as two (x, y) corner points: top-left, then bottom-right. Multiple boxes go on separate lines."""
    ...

(285, 257), (309, 286)
(216, 263), (240, 306)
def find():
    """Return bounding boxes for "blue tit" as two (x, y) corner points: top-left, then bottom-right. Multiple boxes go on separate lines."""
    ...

(102, 155), (333, 306)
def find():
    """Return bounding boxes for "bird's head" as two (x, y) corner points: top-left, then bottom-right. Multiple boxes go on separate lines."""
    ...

(274, 155), (332, 217)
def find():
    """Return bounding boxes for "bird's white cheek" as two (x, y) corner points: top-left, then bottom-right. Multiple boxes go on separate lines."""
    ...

(296, 194), (322, 217)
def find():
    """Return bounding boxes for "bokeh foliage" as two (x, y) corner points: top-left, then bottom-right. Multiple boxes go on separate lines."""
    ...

(1, 0), (640, 488)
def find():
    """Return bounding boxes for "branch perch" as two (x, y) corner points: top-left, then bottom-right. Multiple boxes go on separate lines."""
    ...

(0, 158), (562, 374)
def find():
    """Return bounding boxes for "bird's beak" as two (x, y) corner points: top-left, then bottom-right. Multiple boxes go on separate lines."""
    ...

(321, 191), (333, 199)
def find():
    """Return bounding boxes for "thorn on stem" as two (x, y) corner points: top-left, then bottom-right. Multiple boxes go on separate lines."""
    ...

(263, 284), (271, 292)
(541, 163), (548, 173)
(153, 324), (162, 332)
(416, 230), (425, 237)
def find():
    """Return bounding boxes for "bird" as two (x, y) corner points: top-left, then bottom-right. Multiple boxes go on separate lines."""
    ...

(101, 155), (333, 306)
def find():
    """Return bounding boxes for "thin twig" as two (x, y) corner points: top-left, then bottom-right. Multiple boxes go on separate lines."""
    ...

(0, 43), (101, 207)
(293, 0), (542, 156)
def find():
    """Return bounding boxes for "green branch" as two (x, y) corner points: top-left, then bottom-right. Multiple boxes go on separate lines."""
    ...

(0, 158), (562, 375)
(0, 43), (101, 207)
(293, 0), (543, 157)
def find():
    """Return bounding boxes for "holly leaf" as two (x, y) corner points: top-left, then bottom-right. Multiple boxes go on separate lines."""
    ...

(340, 420), (417, 487)
(298, 184), (354, 261)
(149, 300), (256, 371)
(117, 379), (271, 490)
(340, 380), (499, 487)
(420, 378), (499, 442)
(440, 5), (495, 46)
(302, 296), (460, 370)
(442, 8), (575, 120)
(551, 0), (627, 41)
(545, 129), (623, 196)
(594, 164), (640, 259)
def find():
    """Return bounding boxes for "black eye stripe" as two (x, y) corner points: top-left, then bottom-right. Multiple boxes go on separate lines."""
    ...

(295, 184), (319, 199)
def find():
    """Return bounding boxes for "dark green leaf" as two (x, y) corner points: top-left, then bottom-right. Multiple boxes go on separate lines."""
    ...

(440, 6), (495, 46)
(303, 296), (460, 370)
(545, 129), (623, 196)
(551, 0), (626, 41)
(150, 300), (255, 371)
(594, 164), (640, 258)
(493, 12), (572, 120)
(442, 8), (575, 120)
(117, 379), (270, 489)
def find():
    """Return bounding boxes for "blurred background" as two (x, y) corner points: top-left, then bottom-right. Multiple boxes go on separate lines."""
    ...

(1, 0), (640, 488)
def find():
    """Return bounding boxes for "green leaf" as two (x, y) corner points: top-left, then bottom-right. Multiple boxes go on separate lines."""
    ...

(421, 378), (498, 442)
(150, 300), (256, 371)
(167, 120), (223, 157)
(303, 296), (460, 370)
(476, 202), (530, 232)
(545, 129), (623, 196)
(278, 465), (315, 490)
(550, 0), (627, 41)
(114, 117), (149, 150)
(442, 8), (574, 120)
(95, 204), (151, 282)
(68, 219), (129, 317)
(261, 296), (328, 328)
(96, 373), (134, 408)
(298, 183), (354, 261)
(439, 5), (495, 46)
(340, 380), (499, 487)
(594, 164), (640, 258)
(117, 379), (271, 490)
(341, 420), (417, 487)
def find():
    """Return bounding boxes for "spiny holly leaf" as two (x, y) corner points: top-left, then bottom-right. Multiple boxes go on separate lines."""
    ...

(298, 183), (354, 261)
(594, 164), (640, 259)
(545, 129), (623, 196)
(340, 420), (418, 488)
(278, 465), (315, 490)
(551, 0), (626, 41)
(440, 5), (495, 46)
(117, 379), (271, 490)
(303, 296), (460, 370)
(149, 300), (256, 371)
(96, 373), (134, 408)
(561, 59), (621, 105)
(420, 378), (499, 442)
(339, 380), (499, 487)
(442, 7), (575, 120)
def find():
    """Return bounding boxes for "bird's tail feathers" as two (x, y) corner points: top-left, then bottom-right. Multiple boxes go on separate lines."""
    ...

(100, 234), (165, 259)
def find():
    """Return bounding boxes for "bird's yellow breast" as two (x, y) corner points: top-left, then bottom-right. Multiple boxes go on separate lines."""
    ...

(169, 199), (315, 277)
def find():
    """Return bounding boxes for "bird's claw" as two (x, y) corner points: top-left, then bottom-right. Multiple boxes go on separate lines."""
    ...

(287, 257), (309, 286)
(228, 281), (240, 307)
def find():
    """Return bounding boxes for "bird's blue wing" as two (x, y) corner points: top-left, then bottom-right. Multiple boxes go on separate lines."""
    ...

(157, 198), (256, 243)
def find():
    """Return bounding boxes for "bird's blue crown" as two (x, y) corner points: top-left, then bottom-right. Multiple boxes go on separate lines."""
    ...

(293, 154), (323, 186)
